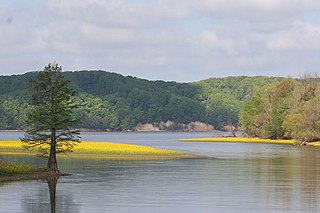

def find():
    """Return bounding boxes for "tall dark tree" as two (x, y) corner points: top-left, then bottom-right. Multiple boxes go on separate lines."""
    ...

(21, 63), (80, 173)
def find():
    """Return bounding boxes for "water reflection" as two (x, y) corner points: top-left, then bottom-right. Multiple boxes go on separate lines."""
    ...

(248, 147), (320, 212)
(48, 177), (58, 213)
(2, 132), (320, 212)
(2, 151), (320, 212)
(22, 177), (79, 213)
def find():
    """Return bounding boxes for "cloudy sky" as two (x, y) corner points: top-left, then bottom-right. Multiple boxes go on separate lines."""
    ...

(1, 0), (320, 82)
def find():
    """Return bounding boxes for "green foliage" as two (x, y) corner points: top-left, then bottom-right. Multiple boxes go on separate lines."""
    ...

(0, 70), (280, 130)
(239, 78), (296, 139)
(194, 76), (277, 100)
(205, 92), (242, 129)
(283, 74), (320, 142)
(239, 96), (264, 137)
(0, 160), (34, 176)
(0, 98), (31, 129)
(21, 63), (80, 156)
(262, 105), (288, 139)
(240, 74), (320, 142)
(0, 72), (36, 98)
(161, 95), (206, 124)
(64, 71), (206, 130)
(194, 76), (278, 129)
(73, 93), (118, 130)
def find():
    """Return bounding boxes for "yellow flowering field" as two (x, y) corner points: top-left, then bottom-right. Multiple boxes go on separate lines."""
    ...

(74, 141), (182, 155)
(0, 140), (195, 160)
(0, 140), (23, 150)
(311, 142), (320, 146)
(179, 137), (296, 145)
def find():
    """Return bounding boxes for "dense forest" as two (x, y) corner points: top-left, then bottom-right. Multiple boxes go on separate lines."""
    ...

(0, 71), (278, 131)
(239, 74), (320, 143)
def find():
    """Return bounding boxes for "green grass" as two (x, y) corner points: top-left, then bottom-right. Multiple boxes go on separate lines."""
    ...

(0, 160), (34, 177)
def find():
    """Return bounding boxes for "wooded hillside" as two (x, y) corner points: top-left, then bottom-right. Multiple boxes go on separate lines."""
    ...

(239, 74), (320, 142)
(0, 71), (279, 131)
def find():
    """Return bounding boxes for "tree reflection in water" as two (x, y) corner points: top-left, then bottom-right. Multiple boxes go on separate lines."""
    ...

(48, 176), (58, 213)
(22, 177), (79, 213)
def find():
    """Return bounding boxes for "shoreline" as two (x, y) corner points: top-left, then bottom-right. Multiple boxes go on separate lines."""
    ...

(0, 172), (70, 183)
(0, 140), (206, 183)
(0, 129), (222, 133)
(179, 137), (297, 145)
(0, 150), (206, 161)
(179, 137), (320, 146)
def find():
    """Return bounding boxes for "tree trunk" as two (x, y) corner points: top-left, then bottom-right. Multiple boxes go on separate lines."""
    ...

(47, 129), (59, 173)
(47, 147), (59, 173)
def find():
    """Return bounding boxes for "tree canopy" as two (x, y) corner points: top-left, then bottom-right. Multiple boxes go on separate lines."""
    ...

(0, 71), (280, 131)
(21, 63), (80, 173)
(240, 74), (320, 143)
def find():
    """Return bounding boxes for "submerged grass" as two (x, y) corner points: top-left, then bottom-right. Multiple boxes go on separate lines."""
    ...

(0, 140), (190, 160)
(179, 137), (297, 145)
(0, 160), (34, 177)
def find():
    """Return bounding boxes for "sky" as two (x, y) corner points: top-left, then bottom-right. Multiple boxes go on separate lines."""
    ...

(1, 0), (320, 82)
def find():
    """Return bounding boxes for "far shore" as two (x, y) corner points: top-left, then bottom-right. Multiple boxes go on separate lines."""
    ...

(0, 129), (222, 133)
(180, 137), (300, 145)
(179, 137), (320, 146)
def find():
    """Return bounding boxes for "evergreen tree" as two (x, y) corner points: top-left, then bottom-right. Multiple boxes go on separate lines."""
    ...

(21, 63), (80, 173)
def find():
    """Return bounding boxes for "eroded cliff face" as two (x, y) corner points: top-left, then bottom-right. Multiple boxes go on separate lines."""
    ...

(134, 123), (160, 132)
(185, 121), (215, 132)
(133, 121), (215, 132)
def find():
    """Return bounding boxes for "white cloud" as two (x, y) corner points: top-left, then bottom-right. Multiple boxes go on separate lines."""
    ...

(179, 0), (320, 19)
(1, 0), (320, 81)
(191, 30), (238, 55)
(266, 21), (320, 51)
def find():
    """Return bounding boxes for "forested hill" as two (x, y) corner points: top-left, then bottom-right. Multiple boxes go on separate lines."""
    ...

(0, 71), (279, 131)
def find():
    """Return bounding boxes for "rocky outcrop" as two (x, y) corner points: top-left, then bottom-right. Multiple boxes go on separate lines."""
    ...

(134, 123), (160, 132)
(185, 121), (215, 132)
(133, 120), (215, 132)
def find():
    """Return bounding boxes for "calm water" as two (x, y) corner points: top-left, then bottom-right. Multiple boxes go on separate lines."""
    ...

(1, 132), (320, 212)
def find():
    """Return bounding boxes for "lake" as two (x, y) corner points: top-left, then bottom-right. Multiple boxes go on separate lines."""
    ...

(1, 132), (320, 212)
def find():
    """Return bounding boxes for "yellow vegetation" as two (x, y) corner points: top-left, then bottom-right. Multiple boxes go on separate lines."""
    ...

(0, 140), (189, 160)
(179, 137), (297, 145)
(310, 142), (320, 146)
(0, 140), (23, 149)
(74, 141), (182, 155)
(0, 160), (34, 176)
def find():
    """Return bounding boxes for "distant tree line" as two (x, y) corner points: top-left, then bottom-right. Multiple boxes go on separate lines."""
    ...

(0, 71), (279, 131)
(239, 74), (320, 143)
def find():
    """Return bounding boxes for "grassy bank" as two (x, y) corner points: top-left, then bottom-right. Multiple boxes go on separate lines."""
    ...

(0, 160), (34, 177)
(0, 140), (200, 160)
(0, 161), (67, 182)
(179, 137), (297, 145)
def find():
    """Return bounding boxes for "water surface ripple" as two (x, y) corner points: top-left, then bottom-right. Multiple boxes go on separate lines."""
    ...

(0, 132), (319, 212)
